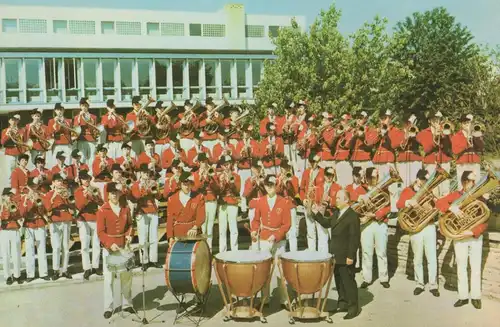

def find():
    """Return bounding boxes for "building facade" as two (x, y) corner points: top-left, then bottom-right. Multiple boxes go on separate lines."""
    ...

(0, 4), (306, 112)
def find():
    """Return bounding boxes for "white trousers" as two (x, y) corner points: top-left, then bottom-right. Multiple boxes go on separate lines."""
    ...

(131, 139), (146, 157)
(319, 160), (336, 169)
(155, 144), (170, 162)
(410, 224), (437, 289)
(295, 156), (308, 182)
(137, 213), (159, 264)
(373, 163), (391, 181)
(24, 227), (48, 278)
(1, 229), (22, 279)
(425, 162), (451, 196)
(48, 144), (72, 168)
(287, 208), (298, 252)
(50, 221), (71, 273)
(218, 204), (239, 253)
(397, 161), (423, 188)
(107, 141), (122, 160)
(454, 235), (483, 300)
(248, 208), (255, 224)
(202, 140), (218, 153)
(264, 167), (280, 176)
(304, 212), (330, 254)
(352, 161), (373, 171)
(252, 240), (287, 304)
(76, 141), (97, 173)
(238, 169), (251, 212)
(180, 138), (195, 153)
(78, 221), (101, 271)
(284, 143), (297, 173)
(202, 201), (218, 249)
(336, 161), (353, 187)
(456, 163), (481, 191)
(102, 249), (133, 311)
(361, 221), (389, 283)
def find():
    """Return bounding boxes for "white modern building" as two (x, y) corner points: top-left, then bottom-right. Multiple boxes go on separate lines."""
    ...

(0, 4), (306, 112)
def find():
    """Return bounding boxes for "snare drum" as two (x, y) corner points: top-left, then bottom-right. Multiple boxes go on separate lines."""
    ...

(106, 250), (136, 273)
(165, 239), (211, 295)
(214, 250), (273, 297)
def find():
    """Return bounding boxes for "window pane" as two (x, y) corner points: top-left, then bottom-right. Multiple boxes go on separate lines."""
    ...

(205, 60), (216, 87)
(252, 60), (262, 85)
(147, 22), (159, 36)
(53, 20), (67, 33)
(172, 60), (183, 87)
(189, 60), (200, 87)
(5, 59), (21, 89)
(101, 21), (114, 34)
(138, 60), (151, 87)
(236, 60), (246, 86)
(189, 23), (201, 36)
(120, 59), (133, 88)
(102, 59), (115, 88)
(64, 58), (79, 89)
(155, 59), (168, 88)
(83, 59), (97, 88)
(269, 26), (280, 38)
(221, 60), (232, 86)
(26, 59), (40, 89)
(2, 19), (17, 33)
(44, 58), (60, 90)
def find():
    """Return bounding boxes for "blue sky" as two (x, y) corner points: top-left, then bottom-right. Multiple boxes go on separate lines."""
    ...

(3, 0), (499, 46)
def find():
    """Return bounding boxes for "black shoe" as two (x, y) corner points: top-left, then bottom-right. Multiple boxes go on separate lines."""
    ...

(454, 299), (469, 307)
(16, 278), (24, 285)
(123, 307), (136, 314)
(26, 277), (35, 283)
(343, 309), (360, 320)
(6, 277), (14, 285)
(61, 272), (72, 279)
(381, 282), (390, 289)
(52, 272), (60, 281)
(41, 276), (51, 281)
(430, 289), (440, 297)
(93, 268), (103, 276)
(280, 303), (289, 311)
(413, 287), (424, 296)
(360, 282), (370, 289)
(150, 262), (163, 269)
(471, 299), (482, 309)
(142, 264), (149, 271)
(103, 311), (112, 319)
(83, 270), (92, 281)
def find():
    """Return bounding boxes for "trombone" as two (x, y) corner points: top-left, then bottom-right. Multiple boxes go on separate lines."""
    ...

(81, 112), (105, 138)
(55, 116), (81, 141)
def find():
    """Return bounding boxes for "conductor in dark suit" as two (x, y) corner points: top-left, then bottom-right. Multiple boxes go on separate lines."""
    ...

(311, 189), (361, 320)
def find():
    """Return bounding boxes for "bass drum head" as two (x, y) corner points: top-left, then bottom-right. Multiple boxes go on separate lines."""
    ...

(215, 250), (272, 263)
(281, 250), (333, 262)
(193, 240), (211, 295)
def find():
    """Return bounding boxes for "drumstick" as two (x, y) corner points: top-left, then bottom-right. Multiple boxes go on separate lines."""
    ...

(244, 222), (261, 251)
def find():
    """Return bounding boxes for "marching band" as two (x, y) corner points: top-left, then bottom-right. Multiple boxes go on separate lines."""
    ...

(0, 96), (498, 320)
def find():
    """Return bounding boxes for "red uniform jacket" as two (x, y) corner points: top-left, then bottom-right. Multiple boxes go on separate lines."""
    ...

(211, 142), (237, 165)
(416, 127), (453, 164)
(276, 175), (299, 208)
(125, 110), (156, 140)
(48, 118), (72, 145)
(1, 197), (24, 230)
(131, 181), (159, 214)
(167, 191), (205, 239)
(97, 202), (134, 250)
(163, 175), (180, 200)
(281, 114), (297, 144)
(11, 167), (30, 191)
(396, 135), (422, 162)
(299, 168), (325, 201)
(243, 177), (267, 209)
(259, 116), (284, 137)
(349, 127), (376, 162)
(396, 186), (416, 210)
(452, 130), (484, 164)
(372, 126), (404, 163)
(186, 145), (210, 169)
(1, 127), (27, 156)
(92, 156), (115, 181)
(175, 112), (199, 139)
(319, 126), (336, 161)
(345, 183), (367, 203)
(217, 172), (241, 205)
(223, 118), (242, 140)
(23, 198), (48, 229)
(261, 136), (284, 168)
(234, 139), (261, 169)
(65, 163), (90, 183)
(198, 111), (222, 141)
(73, 113), (99, 142)
(115, 156), (137, 179)
(251, 195), (291, 242)
(136, 152), (162, 173)
(435, 191), (487, 237)
(193, 172), (219, 201)
(297, 131), (318, 158)
(29, 168), (51, 192)
(161, 147), (188, 170)
(334, 129), (353, 161)
(24, 123), (51, 151)
(43, 190), (73, 222)
(74, 186), (103, 222)
(101, 114), (125, 142)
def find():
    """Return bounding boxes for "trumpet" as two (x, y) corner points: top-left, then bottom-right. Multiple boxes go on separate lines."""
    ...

(208, 167), (216, 176)
(9, 202), (18, 213)
(81, 112), (104, 138)
(110, 111), (135, 134)
(55, 116), (81, 141)
(442, 120), (454, 135)
(472, 122), (484, 137)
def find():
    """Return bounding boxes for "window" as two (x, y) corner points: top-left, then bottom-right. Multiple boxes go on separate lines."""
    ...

(236, 60), (248, 99)
(116, 21), (141, 35)
(2, 19), (17, 33)
(189, 24), (202, 36)
(53, 20), (68, 34)
(221, 60), (233, 99)
(245, 25), (265, 38)
(252, 60), (263, 93)
(102, 59), (116, 98)
(83, 59), (98, 100)
(269, 25), (280, 38)
(172, 60), (184, 100)
(189, 60), (201, 99)
(26, 59), (42, 103)
(202, 24), (225, 37)
(205, 60), (217, 98)
(147, 22), (160, 36)
(120, 59), (134, 101)
(64, 58), (81, 102)
(101, 21), (115, 35)
(160, 23), (184, 36)
(69, 20), (95, 35)
(138, 59), (152, 97)
(45, 58), (62, 102)
(5, 59), (22, 103)
(19, 19), (47, 33)
(155, 59), (169, 99)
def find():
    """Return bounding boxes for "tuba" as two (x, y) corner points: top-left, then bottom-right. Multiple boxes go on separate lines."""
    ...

(156, 101), (176, 139)
(439, 170), (499, 240)
(136, 96), (155, 136)
(398, 168), (451, 233)
(225, 109), (249, 137)
(204, 98), (229, 135)
(352, 168), (402, 223)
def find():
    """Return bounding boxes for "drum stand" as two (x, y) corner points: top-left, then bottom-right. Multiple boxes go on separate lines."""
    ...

(108, 270), (142, 325)
(277, 259), (334, 325)
(170, 290), (210, 327)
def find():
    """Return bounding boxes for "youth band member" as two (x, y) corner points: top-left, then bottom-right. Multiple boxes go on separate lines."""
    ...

(50, 151), (68, 182)
(154, 101), (173, 156)
(126, 95), (155, 156)
(397, 169), (440, 297)
(66, 150), (90, 188)
(74, 171), (104, 280)
(30, 156), (51, 192)
(243, 160), (266, 224)
(47, 103), (73, 168)
(372, 110), (401, 179)
(101, 99), (125, 160)
(250, 175), (291, 307)
(396, 114), (422, 187)
(350, 111), (374, 171)
(311, 189), (361, 320)
(281, 101), (297, 170)
(345, 167), (367, 203)
(317, 112), (336, 168)
(276, 161), (300, 252)
(176, 100), (198, 152)
(116, 142), (137, 181)
(1, 188), (24, 285)
(22, 181), (50, 282)
(217, 155), (241, 253)
(199, 98), (224, 152)
(93, 144), (114, 182)
(234, 124), (258, 213)
(358, 167), (390, 289)
(333, 114), (354, 187)
(137, 140), (162, 178)
(167, 171), (205, 242)
(74, 98), (98, 169)
(259, 104), (281, 137)
(97, 182), (135, 319)
(1, 113), (24, 185)
(261, 122), (284, 175)
(44, 173), (74, 280)
(436, 171), (488, 309)
(25, 108), (49, 169)
(131, 164), (161, 270)
(11, 154), (30, 194)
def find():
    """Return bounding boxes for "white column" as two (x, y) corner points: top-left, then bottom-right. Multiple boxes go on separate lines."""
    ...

(149, 59), (157, 99)
(21, 58), (27, 103)
(199, 60), (206, 100)
(183, 59), (190, 100)
(115, 59), (121, 102)
(167, 59), (173, 100)
(132, 58), (139, 97)
(0, 59), (6, 104)
(215, 60), (222, 99)
(247, 60), (254, 99)
(60, 58), (66, 102)
(96, 59), (104, 102)
(230, 59), (237, 100)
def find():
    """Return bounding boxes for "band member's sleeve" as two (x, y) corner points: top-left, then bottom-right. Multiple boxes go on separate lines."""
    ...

(299, 171), (308, 200)
(472, 223), (487, 238)
(196, 196), (205, 229)
(396, 187), (413, 210)
(1, 130), (9, 145)
(250, 200), (261, 232)
(43, 191), (53, 211)
(348, 211), (361, 261)
(259, 120), (268, 137)
(275, 203), (291, 242)
(125, 208), (133, 238)
(92, 159), (103, 177)
(97, 209), (112, 249)
(451, 132), (468, 155)
(130, 183), (141, 201)
(375, 205), (390, 220)
(391, 128), (405, 149)
(74, 189), (88, 211)
(435, 192), (461, 213)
